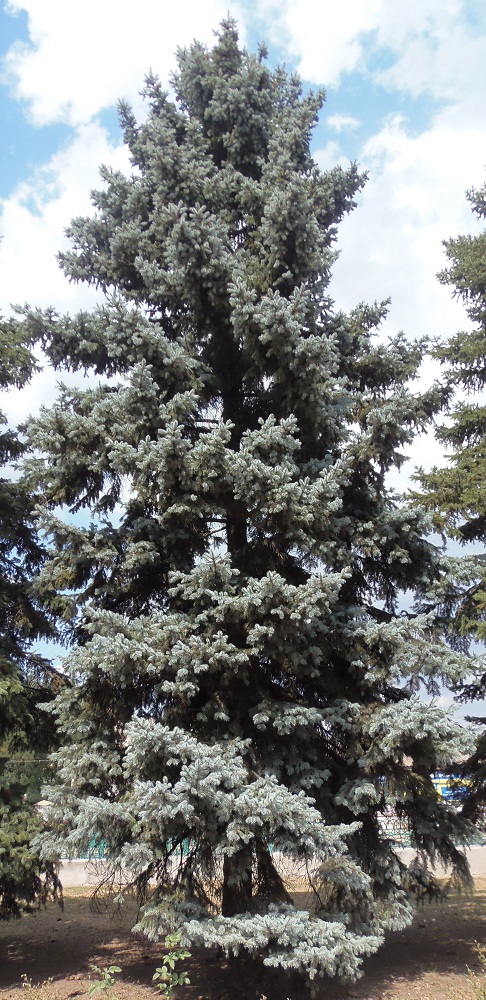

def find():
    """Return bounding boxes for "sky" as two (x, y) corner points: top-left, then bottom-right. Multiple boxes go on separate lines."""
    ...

(1, 0), (485, 442)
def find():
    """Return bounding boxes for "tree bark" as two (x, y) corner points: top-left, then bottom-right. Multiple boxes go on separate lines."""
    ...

(222, 848), (253, 916)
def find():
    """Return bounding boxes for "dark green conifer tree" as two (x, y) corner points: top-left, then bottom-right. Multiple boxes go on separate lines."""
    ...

(0, 318), (62, 918)
(415, 180), (486, 823)
(16, 21), (474, 981)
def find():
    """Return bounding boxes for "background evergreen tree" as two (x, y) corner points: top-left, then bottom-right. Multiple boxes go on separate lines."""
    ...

(0, 316), (62, 918)
(16, 21), (474, 983)
(415, 180), (486, 823)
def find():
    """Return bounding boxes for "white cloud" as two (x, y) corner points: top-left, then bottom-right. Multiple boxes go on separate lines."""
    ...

(374, 2), (486, 111)
(329, 110), (485, 341)
(2, 0), (245, 126)
(328, 106), (485, 488)
(257, 0), (486, 101)
(314, 139), (350, 171)
(1, 364), (86, 429)
(0, 121), (129, 313)
(327, 113), (359, 132)
(256, 0), (381, 85)
(0, 121), (131, 422)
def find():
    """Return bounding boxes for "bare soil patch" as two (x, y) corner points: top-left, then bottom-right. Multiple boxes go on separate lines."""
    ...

(1, 881), (486, 1000)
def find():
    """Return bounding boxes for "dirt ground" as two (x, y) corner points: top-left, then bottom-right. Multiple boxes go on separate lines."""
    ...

(1, 881), (486, 1000)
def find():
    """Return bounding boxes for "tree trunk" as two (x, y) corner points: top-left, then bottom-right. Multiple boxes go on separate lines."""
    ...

(222, 848), (253, 916)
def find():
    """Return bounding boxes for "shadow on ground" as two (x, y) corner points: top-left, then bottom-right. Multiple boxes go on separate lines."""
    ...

(0, 884), (485, 999)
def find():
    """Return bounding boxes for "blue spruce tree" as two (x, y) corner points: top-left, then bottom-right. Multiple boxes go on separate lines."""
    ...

(15, 20), (474, 983)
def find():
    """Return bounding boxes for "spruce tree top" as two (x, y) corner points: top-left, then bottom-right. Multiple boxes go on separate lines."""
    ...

(19, 20), (474, 984)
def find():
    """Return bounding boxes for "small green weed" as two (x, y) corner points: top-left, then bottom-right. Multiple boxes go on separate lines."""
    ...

(152, 932), (190, 999)
(21, 936), (191, 1000)
(467, 943), (486, 1000)
(21, 974), (61, 1000)
(88, 964), (122, 1000)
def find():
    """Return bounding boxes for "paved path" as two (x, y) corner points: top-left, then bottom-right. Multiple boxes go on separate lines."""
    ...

(398, 844), (486, 876)
(59, 860), (104, 886)
(59, 845), (486, 887)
